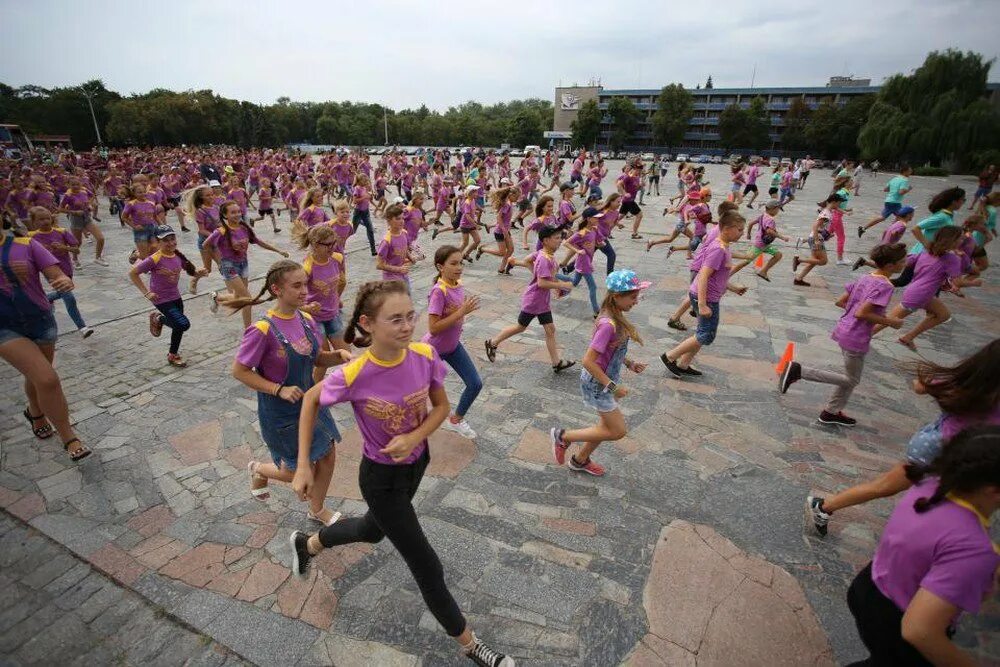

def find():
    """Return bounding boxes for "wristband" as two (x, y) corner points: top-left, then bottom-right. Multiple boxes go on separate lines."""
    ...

(274, 383), (284, 397)
(603, 380), (618, 394)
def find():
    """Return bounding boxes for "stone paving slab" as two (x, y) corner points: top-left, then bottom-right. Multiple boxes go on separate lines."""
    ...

(1, 164), (998, 665)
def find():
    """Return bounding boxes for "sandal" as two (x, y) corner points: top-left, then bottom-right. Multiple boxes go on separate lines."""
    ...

(484, 339), (497, 363)
(307, 509), (343, 527)
(23, 409), (54, 439)
(552, 359), (576, 373)
(631, 233), (643, 239)
(64, 438), (91, 462)
(248, 461), (270, 501)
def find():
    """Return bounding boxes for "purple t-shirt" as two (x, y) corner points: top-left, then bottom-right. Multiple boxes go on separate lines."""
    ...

(496, 203), (513, 234)
(204, 224), (251, 262)
(831, 274), (894, 354)
(745, 165), (760, 185)
(0, 236), (59, 312)
(689, 225), (722, 273)
(901, 252), (962, 310)
(319, 343), (447, 465)
(458, 198), (477, 230)
(940, 403), (1000, 442)
(421, 279), (465, 355)
(754, 214), (777, 249)
(618, 174), (640, 202)
(690, 240), (731, 302)
(304, 254), (344, 322)
(558, 199), (576, 226)
(880, 220), (907, 245)
(28, 228), (78, 277)
(236, 310), (317, 384)
(123, 199), (159, 230)
(377, 231), (410, 281)
(521, 250), (557, 314)
(328, 220), (354, 254)
(299, 206), (329, 228)
(589, 317), (624, 374)
(567, 228), (597, 275)
(59, 191), (90, 213)
(134, 251), (184, 305)
(402, 205), (424, 241)
(196, 205), (220, 236)
(872, 478), (999, 617)
(353, 186), (370, 211)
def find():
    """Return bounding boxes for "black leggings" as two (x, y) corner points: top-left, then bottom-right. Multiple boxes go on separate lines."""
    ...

(155, 299), (190, 355)
(891, 262), (915, 288)
(318, 451), (466, 637)
(846, 563), (937, 666)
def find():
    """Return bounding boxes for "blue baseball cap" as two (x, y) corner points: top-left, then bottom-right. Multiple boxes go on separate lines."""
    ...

(896, 206), (915, 218)
(606, 269), (651, 293)
(154, 225), (177, 239)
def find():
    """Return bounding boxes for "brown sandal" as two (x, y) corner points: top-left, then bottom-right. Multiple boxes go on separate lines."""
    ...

(63, 438), (91, 462)
(23, 409), (54, 439)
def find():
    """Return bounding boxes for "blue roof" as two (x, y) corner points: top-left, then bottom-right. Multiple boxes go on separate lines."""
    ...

(600, 86), (880, 96)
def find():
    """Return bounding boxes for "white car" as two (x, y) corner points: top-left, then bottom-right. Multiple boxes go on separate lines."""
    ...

(710, 155), (723, 164)
(676, 153), (690, 163)
(641, 153), (655, 161)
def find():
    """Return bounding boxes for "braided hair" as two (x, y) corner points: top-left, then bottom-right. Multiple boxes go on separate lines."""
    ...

(219, 259), (301, 312)
(906, 425), (1000, 513)
(343, 280), (410, 347)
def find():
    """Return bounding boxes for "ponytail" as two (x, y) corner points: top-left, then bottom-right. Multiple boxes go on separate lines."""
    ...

(174, 249), (199, 277)
(343, 280), (410, 347)
(432, 245), (462, 283)
(219, 259), (301, 312)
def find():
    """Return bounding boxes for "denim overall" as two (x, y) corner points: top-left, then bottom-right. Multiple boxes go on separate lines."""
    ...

(1, 234), (57, 340)
(580, 336), (628, 412)
(257, 313), (340, 470)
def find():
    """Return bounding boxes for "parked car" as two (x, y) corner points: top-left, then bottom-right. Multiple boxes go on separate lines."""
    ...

(510, 148), (524, 157)
(675, 153), (690, 163)
(641, 152), (655, 162)
(695, 154), (712, 163)
(728, 154), (744, 164)
(710, 155), (723, 164)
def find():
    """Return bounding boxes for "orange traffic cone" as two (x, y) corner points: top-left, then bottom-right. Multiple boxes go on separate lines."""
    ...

(755, 253), (765, 268)
(775, 342), (795, 375)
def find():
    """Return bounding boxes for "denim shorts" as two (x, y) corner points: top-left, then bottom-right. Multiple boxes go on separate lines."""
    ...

(904, 417), (944, 467)
(67, 212), (90, 230)
(880, 202), (902, 218)
(689, 292), (720, 346)
(133, 227), (155, 244)
(219, 258), (250, 281)
(580, 369), (618, 413)
(0, 310), (58, 346)
(319, 313), (343, 338)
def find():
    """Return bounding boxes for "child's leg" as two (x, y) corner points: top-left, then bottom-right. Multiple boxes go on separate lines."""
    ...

(760, 250), (782, 276)
(49, 291), (87, 330)
(670, 294), (692, 322)
(491, 323), (527, 348)
(801, 349), (865, 414)
(669, 337), (702, 367)
(541, 322), (560, 365)
(441, 343), (483, 419)
(225, 276), (252, 328)
(308, 448), (337, 515)
(872, 304), (908, 336)
(900, 299), (949, 345)
(254, 460), (295, 483)
(820, 462), (911, 514)
(583, 273), (599, 314)
(564, 409), (627, 461)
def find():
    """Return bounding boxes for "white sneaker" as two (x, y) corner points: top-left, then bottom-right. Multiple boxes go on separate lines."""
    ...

(80, 327), (94, 339)
(209, 291), (219, 314)
(442, 417), (477, 439)
(94, 257), (109, 267)
(74, 259), (83, 269)
(836, 259), (849, 266)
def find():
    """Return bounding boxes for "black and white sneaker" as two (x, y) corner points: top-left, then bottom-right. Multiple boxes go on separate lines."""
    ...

(465, 637), (515, 667)
(806, 496), (830, 537)
(289, 531), (312, 576)
(660, 353), (683, 378)
(818, 410), (857, 427)
(779, 361), (801, 394)
(852, 257), (866, 272)
(678, 365), (703, 377)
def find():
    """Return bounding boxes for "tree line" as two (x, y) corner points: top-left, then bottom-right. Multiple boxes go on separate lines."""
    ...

(570, 50), (998, 170)
(0, 82), (553, 149)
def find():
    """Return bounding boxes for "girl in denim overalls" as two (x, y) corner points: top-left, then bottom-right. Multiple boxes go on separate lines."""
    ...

(550, 269), (649, 477)
(230, 260), (351, 526)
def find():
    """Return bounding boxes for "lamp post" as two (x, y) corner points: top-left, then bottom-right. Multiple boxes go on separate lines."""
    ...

(77, 85), (103, 146)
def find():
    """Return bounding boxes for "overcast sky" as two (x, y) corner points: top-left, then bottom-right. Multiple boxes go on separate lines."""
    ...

(1, 0), (997, 110)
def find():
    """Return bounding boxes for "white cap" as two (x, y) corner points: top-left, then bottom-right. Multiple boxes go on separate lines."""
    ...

(465, 185), (480, 194)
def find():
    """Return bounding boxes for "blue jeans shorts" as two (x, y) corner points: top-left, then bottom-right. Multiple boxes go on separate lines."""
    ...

(689, 293), (720, 346)
(319, 313), (343, 338)
(133, 227), (156, 244)
(219, 258), (250, 281)
(580, 369), (618, 413)
(0, 310), (58, 346)
(880, 202), (902, 218)
(904, 417), (944, 467)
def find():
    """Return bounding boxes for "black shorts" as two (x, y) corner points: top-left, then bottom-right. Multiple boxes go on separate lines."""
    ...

(768, 187), (779, 196)
(259, 208), (273, 216)
(518, 199), (531, 212)
(517, 310), (553, 327)
(972, 246), (987, 258)
(619, 200), (641, 216)
(167, 196), (181, 208)
(743, 184), (758, 194)
(649, 175), (660, 183)
(493, 230), (507, 242)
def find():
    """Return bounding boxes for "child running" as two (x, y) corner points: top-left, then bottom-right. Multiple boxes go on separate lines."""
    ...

(288, 280), (515, 667)
(561, 210), (603, 317)
(852, 206), (915, 271)
(231, 260), (347, 522)
(26, 207), (93, 338)
(791, 194), (841, 286)
(550, 269), (649, 477)
(661, 212), (748, 378)
(422, 246), (483, 440)
(804, 339), (1000, 536)
(484, 226), (575, 373)
(780, 243), (908, 426)
(376, 203), (412, 286)
(475, 186), (517, 274)
(294, 224), (347, 383)
(730, 200), (788, 282)
(845, 425), (1000, 666)
(130, 225), (207, 367)
(858, 164), (913, 238)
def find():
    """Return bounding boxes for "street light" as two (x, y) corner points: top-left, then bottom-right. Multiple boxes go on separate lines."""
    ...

(76, 85), (103, 146)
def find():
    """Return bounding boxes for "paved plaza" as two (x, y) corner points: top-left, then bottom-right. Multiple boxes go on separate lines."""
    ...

(1, 163), (998, 666)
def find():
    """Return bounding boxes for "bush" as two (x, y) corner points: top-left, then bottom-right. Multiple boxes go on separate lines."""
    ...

(913, 166), (949, 177)
(969, 150), (1000, 174)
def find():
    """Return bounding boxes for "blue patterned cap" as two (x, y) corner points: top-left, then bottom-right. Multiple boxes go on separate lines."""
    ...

(606, 269), (652, 293)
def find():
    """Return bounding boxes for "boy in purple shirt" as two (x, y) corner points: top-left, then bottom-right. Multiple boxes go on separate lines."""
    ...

(780, 243), (908, 426)
(376, 203), (412, 284)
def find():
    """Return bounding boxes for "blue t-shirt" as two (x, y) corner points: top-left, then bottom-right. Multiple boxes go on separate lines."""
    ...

(885, 175), (910, 204)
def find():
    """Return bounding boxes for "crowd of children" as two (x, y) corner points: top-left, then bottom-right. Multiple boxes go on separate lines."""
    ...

(2, 144), (997, 666)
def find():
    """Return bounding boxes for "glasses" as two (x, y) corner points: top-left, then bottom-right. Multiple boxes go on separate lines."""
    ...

(380, 312), (418, 328)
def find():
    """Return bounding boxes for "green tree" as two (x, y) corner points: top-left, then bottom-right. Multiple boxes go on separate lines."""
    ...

(718, 105), (750, 148)
(746, 97), (770, 149)
(803, 98), (841, 157)
(509, 109), (542, 146)
(570, 99), (601, 149)
(651, 84), (693, 149)
(607, 97), (640, 151)
(781, 97), (812, 151)
(857, 49), (999, 167)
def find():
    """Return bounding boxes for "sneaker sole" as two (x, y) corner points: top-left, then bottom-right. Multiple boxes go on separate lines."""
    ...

(568, 464), (604, 476)
(805, 496), (828, 537)
(550, 428), (566, 465)
(816, 416), (856, 427)
(779, 364), (794, 394)
(289, 532), (303, 576)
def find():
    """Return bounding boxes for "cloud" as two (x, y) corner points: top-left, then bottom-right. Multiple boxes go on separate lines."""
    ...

(0, 0), (996, 110)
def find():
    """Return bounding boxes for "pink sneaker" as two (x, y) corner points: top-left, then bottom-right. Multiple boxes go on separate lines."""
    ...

(550, 428), (569, 466)
(569, 456), (605, 476)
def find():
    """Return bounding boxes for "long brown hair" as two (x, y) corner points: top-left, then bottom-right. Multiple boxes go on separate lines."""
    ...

(343, 280), (410, 347)
(910, 338), (1000, 417)
(597, 292), (643, 346)
(220, 260), (301, 311)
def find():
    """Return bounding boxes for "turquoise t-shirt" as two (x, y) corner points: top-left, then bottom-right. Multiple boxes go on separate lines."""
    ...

(973, 205), (996, 246)
(909, 210), (955, 255)
(836, 188), (851, 207)
(885, 175), (910, 204)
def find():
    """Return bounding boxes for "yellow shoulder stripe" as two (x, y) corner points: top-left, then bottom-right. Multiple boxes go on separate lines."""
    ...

(341, 355), (368, 387)
(253, 321), (270, 335)
(14, 237), (32, 245)
(408, 342), (435, 360)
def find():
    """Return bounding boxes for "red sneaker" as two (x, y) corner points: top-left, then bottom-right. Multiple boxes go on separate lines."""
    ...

(550, 427), (569, 465)
(569, 456), (605, 476)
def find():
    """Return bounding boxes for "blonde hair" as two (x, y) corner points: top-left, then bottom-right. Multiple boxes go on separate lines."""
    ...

(294, 222), (337, 250)
(598, 292), (643, 346)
